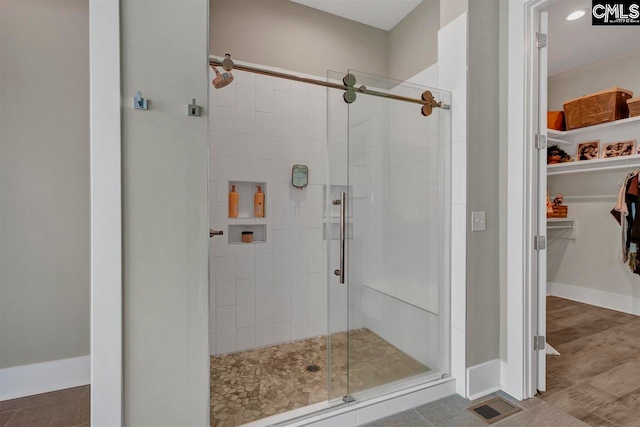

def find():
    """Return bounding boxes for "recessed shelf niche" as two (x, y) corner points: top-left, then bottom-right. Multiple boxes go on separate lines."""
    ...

(229, 180), (266, 219)
(228, 224), (266, 245)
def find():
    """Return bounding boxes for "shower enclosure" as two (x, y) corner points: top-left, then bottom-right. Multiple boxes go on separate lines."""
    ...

(208, 57), (451, 426)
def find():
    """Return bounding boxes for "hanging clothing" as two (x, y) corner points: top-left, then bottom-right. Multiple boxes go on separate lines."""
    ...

(630, 175), (640, 243)
(612, 171), (640, 269)
(612, 172), (636, 262)
(611, 171), (637, 224)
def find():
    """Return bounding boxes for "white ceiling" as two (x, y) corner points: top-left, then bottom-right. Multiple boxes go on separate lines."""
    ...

(289, 0), (424, 31)
(545, 0), (640, 76)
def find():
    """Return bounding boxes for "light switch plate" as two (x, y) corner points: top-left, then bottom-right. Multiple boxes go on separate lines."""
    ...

(472, 211), (486, 232)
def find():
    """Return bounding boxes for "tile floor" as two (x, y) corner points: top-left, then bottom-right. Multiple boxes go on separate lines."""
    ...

(362, 392), (586, 427)
(211, 328), (430, 427)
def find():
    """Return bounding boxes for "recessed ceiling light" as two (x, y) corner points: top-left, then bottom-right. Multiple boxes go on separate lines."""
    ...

(566, 10), (586, 21)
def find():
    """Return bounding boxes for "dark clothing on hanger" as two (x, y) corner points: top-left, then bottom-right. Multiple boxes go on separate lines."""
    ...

(611, 171), (640, 268)
(629, 175), (639, 198)
(628, 176), (639, 245)
(631, 201), (640, 246)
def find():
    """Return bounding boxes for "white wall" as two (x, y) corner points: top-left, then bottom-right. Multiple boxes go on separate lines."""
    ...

(89, 0), (122, 422)
(120, 0), (210, 424)
(0, 0), (90, 370)
(361, 288), (442, 369)
(209, 65), (330, 355)
(437, 13), (468, 396)
(548, 50), (640, 111)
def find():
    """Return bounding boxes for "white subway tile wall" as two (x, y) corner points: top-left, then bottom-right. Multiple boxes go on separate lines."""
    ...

(209, 67), (329, 354)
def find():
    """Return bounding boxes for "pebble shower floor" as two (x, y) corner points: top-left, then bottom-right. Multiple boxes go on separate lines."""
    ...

(210, 328), (431, 427)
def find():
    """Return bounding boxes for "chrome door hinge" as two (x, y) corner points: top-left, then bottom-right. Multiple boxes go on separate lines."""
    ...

(536, 33), (547, 48)
(534, 235), (546, 250)
(534, 335), (546, 351)
(535, 134), (547, 150)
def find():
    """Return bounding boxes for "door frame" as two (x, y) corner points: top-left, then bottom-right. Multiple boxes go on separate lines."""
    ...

(89, 0), (123, 425)
(504, 0), (555, 400)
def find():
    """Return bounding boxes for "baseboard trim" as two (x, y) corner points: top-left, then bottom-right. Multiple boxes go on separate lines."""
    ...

(466, 359), (501, 401)
(548, 282), (640, 316)
(0, 355), (90, 401)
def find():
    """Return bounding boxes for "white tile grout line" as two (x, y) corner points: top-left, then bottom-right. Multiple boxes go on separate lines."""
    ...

(412, 408), (436, 427)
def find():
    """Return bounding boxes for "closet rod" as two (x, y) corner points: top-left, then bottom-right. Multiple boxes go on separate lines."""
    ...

(562, 195), (616, 200)
(549, 164), (640, 176)
(548, 137), (571, 145)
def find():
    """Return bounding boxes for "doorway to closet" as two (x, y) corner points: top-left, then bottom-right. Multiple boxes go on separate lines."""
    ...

(533, 0), (640, 424)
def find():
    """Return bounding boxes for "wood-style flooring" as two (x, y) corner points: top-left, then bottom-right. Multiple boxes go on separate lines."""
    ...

(542, 296), (640, 426)
(0, 385), (89, 427)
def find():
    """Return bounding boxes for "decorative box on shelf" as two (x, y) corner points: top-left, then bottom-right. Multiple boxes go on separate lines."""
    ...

(628, 97), (640, 118)
(563, 87), (633, 130)
(547, 205), (568, 219)
(548, 111), (566, 131)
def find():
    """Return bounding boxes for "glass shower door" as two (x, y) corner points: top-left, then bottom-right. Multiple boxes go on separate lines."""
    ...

(327, 70), (451, 401)
(326, 71), (350, 402)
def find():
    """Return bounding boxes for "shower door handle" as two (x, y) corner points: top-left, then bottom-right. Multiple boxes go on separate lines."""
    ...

(333, 192), (346, 284)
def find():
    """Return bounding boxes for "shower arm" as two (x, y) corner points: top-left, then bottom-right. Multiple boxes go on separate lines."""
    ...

(209, 57), (450, 115)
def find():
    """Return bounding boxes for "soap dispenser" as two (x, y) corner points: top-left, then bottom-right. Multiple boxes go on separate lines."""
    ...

(254, 185), (264, 218)
(229, 185), (239, 218)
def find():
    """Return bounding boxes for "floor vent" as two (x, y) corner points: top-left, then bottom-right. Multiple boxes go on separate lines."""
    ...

(468, 397), (522, 424)
(306, 364), (320, 372)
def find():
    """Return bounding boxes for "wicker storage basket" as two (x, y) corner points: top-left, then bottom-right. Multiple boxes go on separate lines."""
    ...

(547, 205), (568, 219)
(548, 111), (566, 131)
(564, 87), (633, 130)
(628, 98), (640, 118)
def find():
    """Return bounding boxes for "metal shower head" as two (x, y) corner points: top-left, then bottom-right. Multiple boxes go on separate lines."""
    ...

(211, 66), (234, 89)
